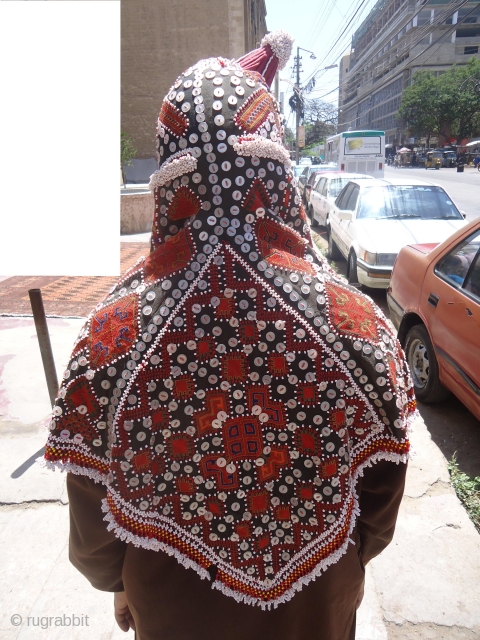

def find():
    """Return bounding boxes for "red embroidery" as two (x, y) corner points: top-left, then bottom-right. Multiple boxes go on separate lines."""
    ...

(206, 496), (224, 517)
(144, 228), (194, 283)
(247, 489), (270, 514)
(168, 434), (195, 460)
(222, 353), (249, 382)
(59, 413), (97, 441)
(256, 218), (305, 258)
(297, 384), (318, 405)
(243, 179), (272, 212)
(325, 282), (380, 342)
(297, 484), (315, 500)
(195, 392), (228, 437)
(331, 410), (346, 429)
(176, 477), (195, 494)
(265, 249), (316, 276)
(274, 505), (291, 521)
(196, 337), (216, 361)
(167, 186), (201, 221)
(65, 379), (101, 420)
(236, 522), (252, 539)
(89, 296), (137, 368)
(158, 100), (189, 137)
(151, 409), (169, 431)
(172, 376), (195, 399)
(257, 446), (289, 483)
(238, 321), (258, 345)
(201, 455), (239, 491)
(234, 89), (276, 133)
(247, 386), (286, 429)
(268, 354), (288, 376)
(320, 458), (338, 478)
(215, 297), (235, 319)
(222, 417), (263, 460)
(295, 428), (320, 456)
(133, 451), (151, 472)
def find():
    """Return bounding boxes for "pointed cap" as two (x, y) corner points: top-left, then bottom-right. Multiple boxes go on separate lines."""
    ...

(237, 30), (294, 88)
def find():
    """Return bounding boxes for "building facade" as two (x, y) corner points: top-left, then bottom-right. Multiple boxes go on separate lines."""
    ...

(122, 0), (267, 165)
(338, 0), (480, 145)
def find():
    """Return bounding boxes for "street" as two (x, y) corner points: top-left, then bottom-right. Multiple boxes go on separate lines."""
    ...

(384, 165), (480, 222)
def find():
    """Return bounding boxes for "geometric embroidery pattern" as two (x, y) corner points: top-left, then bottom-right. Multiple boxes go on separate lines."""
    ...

(144, 228), (194, 283)
(158, 100), (189, 137)
(234, 88), (276, 133)
(89, 296), (138, 368)
(167, 186), (201, 221)
(325, 282), (380, 342)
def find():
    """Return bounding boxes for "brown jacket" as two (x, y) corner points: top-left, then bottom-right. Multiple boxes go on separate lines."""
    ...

(67, 460), (406, 640)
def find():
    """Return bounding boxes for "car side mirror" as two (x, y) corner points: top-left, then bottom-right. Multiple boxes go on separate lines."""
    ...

(460, 210), (466, 219)
(337, 210), (353, 221)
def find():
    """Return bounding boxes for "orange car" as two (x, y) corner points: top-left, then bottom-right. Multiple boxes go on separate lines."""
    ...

(387, 218), (480, 420)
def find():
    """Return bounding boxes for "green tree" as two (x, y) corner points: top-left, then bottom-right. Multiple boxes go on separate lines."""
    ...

(397, 70), (440, 146)
(303, 98), (337, 147)
(398, 59), (480, 145)
(121, 131), (137, 187)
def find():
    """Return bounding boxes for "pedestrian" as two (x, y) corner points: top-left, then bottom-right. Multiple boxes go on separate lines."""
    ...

(473, 155), (480, 167)
(41, 31), (414, 640)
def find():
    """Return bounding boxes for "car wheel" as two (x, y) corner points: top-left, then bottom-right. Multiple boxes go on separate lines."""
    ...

(347, 251), (359, 284)
(405, 325), (450, 403)
(324, 215), (330, 236)
(326, 231), (341, 260)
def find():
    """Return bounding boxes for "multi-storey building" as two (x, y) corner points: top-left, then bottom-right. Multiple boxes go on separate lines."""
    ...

(338, 0), (480, 145)
(122, 0), (267, 178)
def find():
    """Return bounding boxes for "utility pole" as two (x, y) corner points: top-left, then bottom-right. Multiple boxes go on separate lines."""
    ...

(295, 47), (301, 165)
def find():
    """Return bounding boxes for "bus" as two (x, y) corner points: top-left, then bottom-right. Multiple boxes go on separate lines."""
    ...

(325, 130), (385, 178)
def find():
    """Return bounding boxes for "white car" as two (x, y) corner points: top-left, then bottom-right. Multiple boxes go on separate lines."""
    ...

(327, 177), (467, 289)
(309, 172), (374, 232)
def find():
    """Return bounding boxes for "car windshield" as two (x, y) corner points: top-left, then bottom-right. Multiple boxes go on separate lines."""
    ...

(329, 177), (371, 198)
(356, 185), (463, 220)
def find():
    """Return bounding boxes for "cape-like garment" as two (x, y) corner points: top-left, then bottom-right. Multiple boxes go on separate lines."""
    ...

(43, 39), (414, 608)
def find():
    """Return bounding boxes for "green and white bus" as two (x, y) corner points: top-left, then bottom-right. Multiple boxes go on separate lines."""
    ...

(325, 130), (385, 178)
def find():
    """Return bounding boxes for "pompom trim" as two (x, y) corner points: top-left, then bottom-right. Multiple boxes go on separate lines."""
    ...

(261, 30), (294, 70)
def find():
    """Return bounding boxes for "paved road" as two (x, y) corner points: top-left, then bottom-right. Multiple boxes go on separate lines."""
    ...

(384, 165), (479, 221)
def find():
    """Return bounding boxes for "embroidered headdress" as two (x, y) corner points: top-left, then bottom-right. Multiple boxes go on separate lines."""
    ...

(43, 31), (414, 609)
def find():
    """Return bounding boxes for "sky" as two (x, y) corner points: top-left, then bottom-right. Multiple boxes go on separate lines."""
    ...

(265, 0), (379, 128)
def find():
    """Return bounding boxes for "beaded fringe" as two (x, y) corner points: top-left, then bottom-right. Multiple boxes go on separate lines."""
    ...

(40, 447), (410, 608)
(149, 152), (197, 190)
(233, 136), (291, 166)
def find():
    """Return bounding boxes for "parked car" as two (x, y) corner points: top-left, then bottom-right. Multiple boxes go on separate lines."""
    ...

(309, 172), (373, 232)
(303, 168), (345, 212)
(326, 177), (467, 288)
(387, 218), (480, 419)
(293, 164), (305, 178)
(297, 164), (324, 203)
(299, 157), (313, 165)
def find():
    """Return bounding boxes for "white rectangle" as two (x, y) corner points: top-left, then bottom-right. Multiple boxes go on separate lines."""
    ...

(344, 136), (382, 155)
(0, 1), (120, 276)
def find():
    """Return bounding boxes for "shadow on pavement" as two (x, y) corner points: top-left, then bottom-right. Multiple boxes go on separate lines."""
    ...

(416, 398), (480, 478)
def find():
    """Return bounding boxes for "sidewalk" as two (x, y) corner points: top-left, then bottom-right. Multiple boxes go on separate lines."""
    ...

(0, 234), (479, 639)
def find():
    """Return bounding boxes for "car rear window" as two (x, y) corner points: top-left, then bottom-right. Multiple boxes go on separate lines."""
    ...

(356, 185), (463, 220)
(329, 177), (371, 198)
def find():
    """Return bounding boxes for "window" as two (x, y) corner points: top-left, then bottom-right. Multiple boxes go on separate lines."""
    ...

(435, 229), (480, 301)
(345, 185), (360, 211)
(356, 186), (463, 220)
(315, 177), (326, 194)
(335, 183), (354, 209)
(464, 46), (479, 55)
(321, 180), (329, 197)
